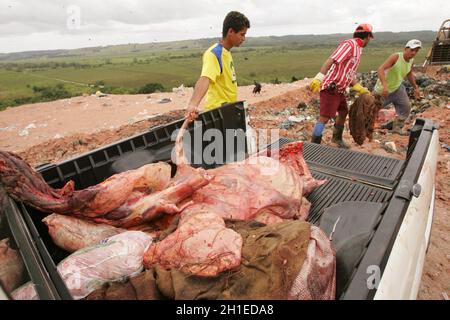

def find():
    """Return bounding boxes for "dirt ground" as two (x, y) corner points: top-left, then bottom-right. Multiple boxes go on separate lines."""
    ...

(0, 75), (448, 299)
(0, 81), (307, 155)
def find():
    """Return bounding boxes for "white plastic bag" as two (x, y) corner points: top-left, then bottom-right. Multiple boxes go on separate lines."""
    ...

(58, 231), (152, 299)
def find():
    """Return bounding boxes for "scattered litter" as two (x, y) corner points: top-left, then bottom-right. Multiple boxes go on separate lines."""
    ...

(442, 144), (450, 152)
(384, 141), (397, 153)
(279, 119), (295, 129)
(288, 115), (306, 123)
(172, 84), (185, 94)
(0, 126), (16, 132)
(18, 129), (29, 137)
(95, 91), (108, 97)
(158, 98), (172, 104)
(442, 292), (449, 300)
(54, 133), (63, 139)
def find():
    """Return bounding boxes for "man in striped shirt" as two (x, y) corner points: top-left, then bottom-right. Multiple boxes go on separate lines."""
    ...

(309, 24), (373, 148)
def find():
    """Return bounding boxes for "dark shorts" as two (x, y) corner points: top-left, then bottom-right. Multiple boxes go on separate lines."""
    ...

(319, 90), (348, 118)
(382, 84), (411, 120)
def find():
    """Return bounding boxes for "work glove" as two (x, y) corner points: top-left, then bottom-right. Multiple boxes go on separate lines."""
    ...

(351, 83), (370, 95)
(309, 72), (325, 93)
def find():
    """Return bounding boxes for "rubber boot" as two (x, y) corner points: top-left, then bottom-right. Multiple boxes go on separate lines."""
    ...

(331, 126), (349, 149)
(311, 134), (322, 144)
(390, 118), (408, 136)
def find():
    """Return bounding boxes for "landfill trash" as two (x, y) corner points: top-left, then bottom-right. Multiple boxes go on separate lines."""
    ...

(279, 119), (295, 129)
(18, 129), (29, 137)
(18, 123), (37, 137)
(288, 115), (306, 123)
(95, 91), (108, 97)
(24, 123), (36, 130)
(158, 98), (172, 104)
(288, 116), (306, 122)
(384, 141), (397, 153)
(378, 109), (396, 123)
(0, 126), (17, 132)
(172, 84), (185, 93)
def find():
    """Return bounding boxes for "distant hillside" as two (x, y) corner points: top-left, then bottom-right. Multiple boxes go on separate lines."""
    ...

(0, 31), (436, 62)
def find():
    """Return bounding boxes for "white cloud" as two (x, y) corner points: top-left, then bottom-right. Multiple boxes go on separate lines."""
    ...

(0, 0), (448, 53)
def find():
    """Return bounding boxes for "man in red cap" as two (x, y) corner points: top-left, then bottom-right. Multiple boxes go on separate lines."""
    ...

(309, 23), (373, 148)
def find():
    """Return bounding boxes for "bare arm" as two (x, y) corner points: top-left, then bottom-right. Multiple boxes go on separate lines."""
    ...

(406, 70), (418, 88)
(378, 54), (399, 96)
(188, 76), (210, 109)
(407, 70), (421, 99)
(319, 58), (334, 75)
(185, 76), (210, 120)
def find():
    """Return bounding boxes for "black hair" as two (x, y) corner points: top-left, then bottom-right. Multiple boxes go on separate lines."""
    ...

(353, 25), (373, 40)
(222, 11), (250, 38)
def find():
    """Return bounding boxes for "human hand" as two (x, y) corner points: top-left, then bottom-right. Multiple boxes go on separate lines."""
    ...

(414, 86), (421, 99)
(185, 104), (199, 121)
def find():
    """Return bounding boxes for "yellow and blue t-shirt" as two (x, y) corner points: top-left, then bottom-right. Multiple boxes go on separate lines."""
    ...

(201, 43), (237, 111)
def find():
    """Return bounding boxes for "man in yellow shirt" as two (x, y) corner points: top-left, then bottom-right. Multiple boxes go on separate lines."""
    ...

(185, 11), (250, 120)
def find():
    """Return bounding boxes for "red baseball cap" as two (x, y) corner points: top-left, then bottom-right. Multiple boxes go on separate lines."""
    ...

(355, 23), (374, 39)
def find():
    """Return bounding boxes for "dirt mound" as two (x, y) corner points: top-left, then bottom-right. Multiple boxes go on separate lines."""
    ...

(18, 110), (184, 167)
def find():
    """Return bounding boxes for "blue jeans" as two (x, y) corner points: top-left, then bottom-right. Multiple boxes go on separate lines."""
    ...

(382, 84), (411, 120)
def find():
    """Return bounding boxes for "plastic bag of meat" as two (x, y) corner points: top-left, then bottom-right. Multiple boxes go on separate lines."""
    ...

(0, 238), (24, 294)
(11, 282), (39, 300)
(43, 213), (125, 252)
(288, 226), (336, 299)
(58, 231), (152, 299)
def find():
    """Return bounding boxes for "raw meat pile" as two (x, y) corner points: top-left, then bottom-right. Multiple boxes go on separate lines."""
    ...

(0, 116), (335, 300)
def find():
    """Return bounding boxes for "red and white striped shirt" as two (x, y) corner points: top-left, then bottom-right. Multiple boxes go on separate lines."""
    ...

(321, 38), (363, 93)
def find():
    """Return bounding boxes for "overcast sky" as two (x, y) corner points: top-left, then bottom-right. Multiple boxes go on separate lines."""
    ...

(0, 0), (448, 53)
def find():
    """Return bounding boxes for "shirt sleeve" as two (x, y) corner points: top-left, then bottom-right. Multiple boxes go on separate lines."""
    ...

(330, 41), (353, 64)
(201, 51), (221, 83)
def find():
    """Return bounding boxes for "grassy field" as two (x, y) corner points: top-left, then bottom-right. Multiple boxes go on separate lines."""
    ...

(0, 38), (430, 111)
